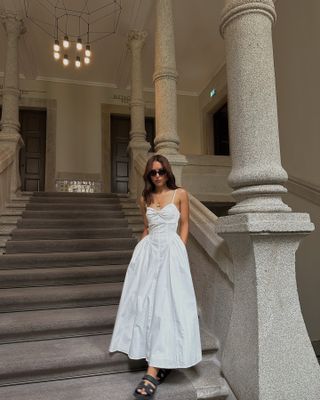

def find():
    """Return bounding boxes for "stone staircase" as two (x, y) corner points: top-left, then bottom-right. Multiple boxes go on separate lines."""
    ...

(0, 192), (229, 400)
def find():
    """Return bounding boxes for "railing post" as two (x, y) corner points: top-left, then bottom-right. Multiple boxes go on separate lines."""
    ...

(0, 12), (25, 194)
(216, 1), (320, 398)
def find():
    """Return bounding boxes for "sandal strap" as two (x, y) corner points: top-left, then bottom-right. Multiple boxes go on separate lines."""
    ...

(143, 374), (159, 387)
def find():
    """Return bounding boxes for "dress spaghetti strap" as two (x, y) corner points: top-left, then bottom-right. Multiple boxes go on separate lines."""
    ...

(171, 189), (177, 203)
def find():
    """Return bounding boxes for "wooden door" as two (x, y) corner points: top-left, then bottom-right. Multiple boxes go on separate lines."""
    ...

(111, 115), (155, 193)
(19, 110), (47, 191)
(111, 115), (130, 193)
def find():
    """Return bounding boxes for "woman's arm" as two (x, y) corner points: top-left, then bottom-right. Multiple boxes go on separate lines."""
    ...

(178, 189), (189, 245)
(139, 196), (149, 240)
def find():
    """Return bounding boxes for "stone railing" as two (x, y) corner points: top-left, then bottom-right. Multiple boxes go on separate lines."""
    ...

(0, 146), (14, 212)
(133, 154), (234, 361)
(182, 155), (233, 202)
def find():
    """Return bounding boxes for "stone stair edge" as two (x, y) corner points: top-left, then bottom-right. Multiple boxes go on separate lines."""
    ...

(0, 362), (228, 400)
(0, 333), (224, 397)
(0, 264), (128, 289)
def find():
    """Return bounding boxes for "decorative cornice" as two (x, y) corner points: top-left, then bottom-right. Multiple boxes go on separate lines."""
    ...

(220, 0), (276, 37)
(36, 76), (117, 89)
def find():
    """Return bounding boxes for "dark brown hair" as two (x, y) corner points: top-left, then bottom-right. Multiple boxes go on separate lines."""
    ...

(142, 154), (179, 205)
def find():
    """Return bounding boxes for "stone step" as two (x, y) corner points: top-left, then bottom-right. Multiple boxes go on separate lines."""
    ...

(127, 216), (145, 224)
(0, 361), (229, 399)
(17, 218), (127, 229)
(29, 197), (120, 204)
(5, 237), (137, 254)
(1, 209), (24, 217)
(0, 216), (21, 225)
(5, 200), (30, 208)
(0, 334), (146, 386)
(22, 210), (124, 219)
(0, 264), (127, 288)
(0, 305), (118, 343)
(0, 250), (132, 269)
(120, 202), (139, 209)
(122, 209), (142, 216)
(0, 226), (16, 235)
(0, 282), (122, 312)
(32, 192), (118, 198)
(11, 227), (133, 240)
(26, 202), (122, 211)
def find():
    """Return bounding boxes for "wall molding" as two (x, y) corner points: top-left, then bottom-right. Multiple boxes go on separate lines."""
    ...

(286, 176), (320, 207)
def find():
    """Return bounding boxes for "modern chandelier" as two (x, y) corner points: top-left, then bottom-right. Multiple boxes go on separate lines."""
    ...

(24, 0), (122, 69)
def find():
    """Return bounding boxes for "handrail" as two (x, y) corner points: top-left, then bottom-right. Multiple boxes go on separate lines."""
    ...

(189, 193), (234, 283)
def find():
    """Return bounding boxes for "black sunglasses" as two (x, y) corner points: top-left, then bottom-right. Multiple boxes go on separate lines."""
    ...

(148, 168), (167, 177)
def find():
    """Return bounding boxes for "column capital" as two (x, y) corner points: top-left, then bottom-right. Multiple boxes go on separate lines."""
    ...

(127, 30), (148, 51)
(220, 0), (276, 37)
(0, 12), (26, 36)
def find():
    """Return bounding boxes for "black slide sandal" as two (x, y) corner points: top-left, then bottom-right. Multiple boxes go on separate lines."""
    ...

(133, 374), (159, 399)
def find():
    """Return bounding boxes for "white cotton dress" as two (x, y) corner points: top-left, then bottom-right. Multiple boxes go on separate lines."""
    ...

(108, 190), (202, 368)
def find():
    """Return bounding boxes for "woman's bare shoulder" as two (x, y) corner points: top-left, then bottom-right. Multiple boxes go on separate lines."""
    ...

(176, 187), (189, 200)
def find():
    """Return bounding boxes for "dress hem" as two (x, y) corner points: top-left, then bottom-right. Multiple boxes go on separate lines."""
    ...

(109, 347), (202, 369)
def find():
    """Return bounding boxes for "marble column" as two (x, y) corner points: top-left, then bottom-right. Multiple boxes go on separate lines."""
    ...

(0, 12), (25, 194)
(127, 30), (150, 197)
(215, 1), (320, 399)
(153, 0), (187, 185)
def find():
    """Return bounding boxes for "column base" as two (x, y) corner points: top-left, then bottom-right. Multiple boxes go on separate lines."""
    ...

(215, 212), (320, 400)
(0, 131), (23, 194)
(127, 140), (150, 198)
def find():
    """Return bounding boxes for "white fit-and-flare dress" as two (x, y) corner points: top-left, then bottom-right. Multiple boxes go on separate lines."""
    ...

(109, 190), (202, 368)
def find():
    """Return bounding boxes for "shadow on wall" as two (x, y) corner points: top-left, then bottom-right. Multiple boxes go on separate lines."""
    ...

(202, 202), (235, 217)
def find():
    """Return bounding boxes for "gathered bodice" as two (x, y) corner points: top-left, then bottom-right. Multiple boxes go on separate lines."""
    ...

(146, 203), (180, 237)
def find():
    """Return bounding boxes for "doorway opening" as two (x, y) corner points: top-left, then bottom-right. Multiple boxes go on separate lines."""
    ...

(213, 102), (230, 156)
(110, 114), (155, 193)
(19, 109), (47, 191)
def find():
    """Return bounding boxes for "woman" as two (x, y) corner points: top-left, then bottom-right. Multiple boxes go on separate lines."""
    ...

(109, 154), (202, 399)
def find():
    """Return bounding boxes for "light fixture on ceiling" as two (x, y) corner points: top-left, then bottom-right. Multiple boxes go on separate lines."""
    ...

(85, 44), (91, 57)
(76, 38), (83, 51)
(53, 39), (60, 52)
(63, 35), (70, 48)
(24, 1), (122, 69)
(75, 56), (81, 68)
(63, 54), (69, 66)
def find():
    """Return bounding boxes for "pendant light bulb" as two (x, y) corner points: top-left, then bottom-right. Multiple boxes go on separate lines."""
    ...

(53, 39), (60, 52)
(75, 56), (81, 68)
(84, 56), (90, 65)
(85, 44), (91, 57)
(63, 36), (70, 48)
(76, 38), (83, 50)
(63, 54), (69, 66)
(54, 51), (60, 60)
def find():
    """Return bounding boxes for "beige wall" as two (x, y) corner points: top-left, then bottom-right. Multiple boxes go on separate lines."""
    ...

(11, 78), (201, 180)
(283, 191), (320, 341)
(177, 94), (201, 155)
(273, 0), (320, 341)
(273, 0), (320, 188)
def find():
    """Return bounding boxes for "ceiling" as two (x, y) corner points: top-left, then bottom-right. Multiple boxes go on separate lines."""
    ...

(0, 0), (226, 95)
